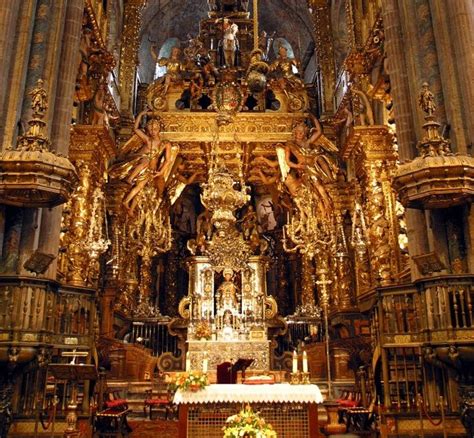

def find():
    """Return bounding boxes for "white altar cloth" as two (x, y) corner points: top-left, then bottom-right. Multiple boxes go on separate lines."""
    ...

(174, 383), (323, 405)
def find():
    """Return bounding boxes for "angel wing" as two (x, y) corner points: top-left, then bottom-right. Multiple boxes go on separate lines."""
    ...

(108, 134), (146, 181)
(314, 134), (338, 154)
(275, 144), (290, 182)
(119, 133), (146, 156)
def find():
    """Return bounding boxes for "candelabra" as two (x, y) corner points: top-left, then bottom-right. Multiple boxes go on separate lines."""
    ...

(316, 268), (333, 398)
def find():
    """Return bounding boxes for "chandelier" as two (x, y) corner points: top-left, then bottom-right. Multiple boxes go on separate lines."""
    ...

(282, 192), (334, 260)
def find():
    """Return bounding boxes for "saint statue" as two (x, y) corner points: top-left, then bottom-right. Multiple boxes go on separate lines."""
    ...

(29, 79), (48, 115)
(217, 268), (240, 311)
(418, 82), (436, 116)
(219, 19), (239, 68)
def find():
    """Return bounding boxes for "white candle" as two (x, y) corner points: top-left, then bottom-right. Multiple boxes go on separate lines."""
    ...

(302, 351), (308, 373)
(292, 350), (298, 374)
(203, 357), (208, 373)
(186, 352), (191, 371)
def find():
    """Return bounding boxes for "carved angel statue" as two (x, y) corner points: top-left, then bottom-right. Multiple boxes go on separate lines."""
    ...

(254, 114), (337, 216)
(30, 79), (48, 115)
(109, 109), (179, 216)
(418, 82), (436, 116)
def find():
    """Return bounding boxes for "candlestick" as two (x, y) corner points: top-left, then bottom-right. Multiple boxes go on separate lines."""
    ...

(302, 351), (308, 373)
(292, 350), (298, 374)
(203, 357), (208, 373)
(185, 352), (191, 371)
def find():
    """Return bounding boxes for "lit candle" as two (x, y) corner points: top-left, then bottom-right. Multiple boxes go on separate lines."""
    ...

(186, 352), (191, 371)
(302, 351), (308, 373)
(203, 357), (208, 373)
(292, 350), (298, 374)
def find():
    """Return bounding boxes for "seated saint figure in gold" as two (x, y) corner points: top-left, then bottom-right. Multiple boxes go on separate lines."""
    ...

(270, 45), (304, 91)
(217, 268), (240, 311)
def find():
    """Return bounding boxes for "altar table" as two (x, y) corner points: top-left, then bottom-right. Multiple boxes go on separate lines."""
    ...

(174, 383), (323, 438)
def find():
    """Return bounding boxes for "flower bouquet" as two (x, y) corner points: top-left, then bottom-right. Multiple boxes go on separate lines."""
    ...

(169, 371), (209, 392)
(195, 319), (212, 340)
(223, 405), (277, 437)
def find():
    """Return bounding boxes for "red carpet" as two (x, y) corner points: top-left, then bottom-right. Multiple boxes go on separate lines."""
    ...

(129, 419), (178, 438)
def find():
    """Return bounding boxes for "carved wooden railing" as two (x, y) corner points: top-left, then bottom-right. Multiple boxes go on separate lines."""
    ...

(377, 275), (474, 345)
(375, 276), (474, 416)
(0, 276), (96, 350)
(420, 275), (474, 331)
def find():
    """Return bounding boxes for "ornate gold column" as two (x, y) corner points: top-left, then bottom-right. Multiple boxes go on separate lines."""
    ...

(308, 0), (336, 114)
(334, 215), (353, 311)
(346, 126), (400, 290)
(58, 126), (115, 287)
(118, 0), (146, 118)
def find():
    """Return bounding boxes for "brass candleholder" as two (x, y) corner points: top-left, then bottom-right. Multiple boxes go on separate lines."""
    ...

(290, 372), (301, 384)
(300, 372), (310, 384)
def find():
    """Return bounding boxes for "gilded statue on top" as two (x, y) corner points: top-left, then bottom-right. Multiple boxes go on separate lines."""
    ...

(270, 45), (304, 91)
(151, 46), (184, 94)
(109, 109), (179, 215)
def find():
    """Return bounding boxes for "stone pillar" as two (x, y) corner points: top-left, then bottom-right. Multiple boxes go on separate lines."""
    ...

(50, 0), (85, 155)
(0, 1), (21, 143)
(382, 0), (432, 278)
(429, 0), (469, 154)
(381, 0), (417, 160)
(37, 0), (85, 280)
(446, 0), (474, 148)
(1, 0), (37, 151)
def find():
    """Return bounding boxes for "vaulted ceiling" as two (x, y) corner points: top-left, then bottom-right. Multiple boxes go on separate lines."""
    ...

(138, 0), (316, 83)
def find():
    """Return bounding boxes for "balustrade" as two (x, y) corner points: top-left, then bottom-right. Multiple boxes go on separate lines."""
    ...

(377, 276), (474, 343)
(0, 277), (96, 347)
